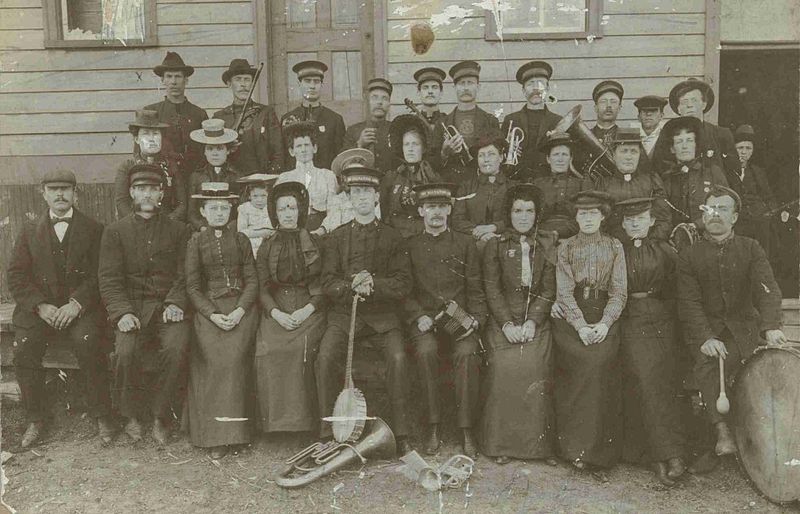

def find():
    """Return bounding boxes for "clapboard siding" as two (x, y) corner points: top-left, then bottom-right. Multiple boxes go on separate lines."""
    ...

(0, 155), (130, 184)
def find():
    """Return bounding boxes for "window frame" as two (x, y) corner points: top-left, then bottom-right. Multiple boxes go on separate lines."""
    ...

(43, 0), (158, 49)
(484, 0), (604, 41)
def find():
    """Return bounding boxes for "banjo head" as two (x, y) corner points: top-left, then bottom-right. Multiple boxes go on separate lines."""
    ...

(332, 388), (368, 443)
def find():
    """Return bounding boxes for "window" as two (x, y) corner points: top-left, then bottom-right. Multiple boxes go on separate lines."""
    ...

(484, 0), (603, 41)
(43, 0), (157, 48)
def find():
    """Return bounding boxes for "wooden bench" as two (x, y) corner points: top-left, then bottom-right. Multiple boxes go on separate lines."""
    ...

(0, 303), (79, 369)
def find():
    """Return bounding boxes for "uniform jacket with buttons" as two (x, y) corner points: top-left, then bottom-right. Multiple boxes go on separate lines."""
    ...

(143, 97), (208, 173)
(500, 106), (562, 179)
(281, 104), (346, 170)
(113, 153), (187, 221)
(452, 172), (515, 235)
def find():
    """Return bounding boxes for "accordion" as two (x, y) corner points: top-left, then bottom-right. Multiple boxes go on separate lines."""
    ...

(433, 301), (479, 341)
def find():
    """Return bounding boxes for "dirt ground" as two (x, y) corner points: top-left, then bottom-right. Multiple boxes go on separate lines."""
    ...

(2, 394), (798, 514)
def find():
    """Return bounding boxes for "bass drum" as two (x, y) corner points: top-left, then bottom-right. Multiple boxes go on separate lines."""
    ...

(732, 343), (800, 503)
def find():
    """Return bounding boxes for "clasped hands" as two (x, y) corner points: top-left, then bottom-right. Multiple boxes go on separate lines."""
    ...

(502, 320), (536, 344)
(351, 270), (374, 297)
(37, 301), (81, 331)
(550, 302), (608, 345)
(271, 304), (315, 331)
(210, 307), (246, 332)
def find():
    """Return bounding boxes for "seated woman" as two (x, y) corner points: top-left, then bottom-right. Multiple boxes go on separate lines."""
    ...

(531, 132), (594, 240)
(255, 181), (327, 433)
(480, 183), (558, 465)
(452, 135), (516, 249)
(381, 114), (442, 238)
(594, 127), (672, 241)
(186, 182), (258, 459)
(551, 190), (627, 480)
(236, 174), (278, 257)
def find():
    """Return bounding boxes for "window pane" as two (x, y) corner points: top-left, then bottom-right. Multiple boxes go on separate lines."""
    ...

(331, 0), (358, 27)
(287, 52), (318, 102)
(502, 0), (586, 34)
(332, 51), (362, 101)
(288, 0), (317, 28)
(60, 0), (145, 41)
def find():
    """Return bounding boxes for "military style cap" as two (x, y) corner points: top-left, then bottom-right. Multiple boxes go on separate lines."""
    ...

(734, 124), (756, 144)
(129, 163), (164, 187)
(662, 116), (704, 144)
(633, 95), (668, 111)
(449, 60), (481, 82)
(331, 148), (375, 180)
(538, 131), (574, 153)
(41, 169), (77, 187)
(616, 197), (653, 217)
(612, 127), (643, 145)
(222, 58), (257, 84)
(413, 182), (458, 204)
(669, 78), (714, 114)
(342, 166), (382, 189)
(571, 190), (614, 210)
(704, 184), (741, 212)
(367, 78), (393, 95)
(191, 182), (239, 201)
(516, 60), (553, 84)
(592, 80), (624, 102)
(414, 67), (447, 85)
(153, 51), (194, 77)
(292, 60), (328, 79)
(190, 119), (239, 145)
(129, 109), (169, 134)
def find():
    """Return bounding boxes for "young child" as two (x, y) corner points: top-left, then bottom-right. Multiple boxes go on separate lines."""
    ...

(276, 122), (338, 234)
(237, 174), (278, 257)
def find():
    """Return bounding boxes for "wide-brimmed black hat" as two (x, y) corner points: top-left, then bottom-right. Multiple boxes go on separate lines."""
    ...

(389, 114), (430, 158)
(268, 181), (309, 228)
(662, 116), (704, 146)
(153, 51), (194, 77)
(734, 124), (756, 144)
(128, 109), (169, 134)
(669, 78), (714, 114)
(222, 58), (257, 84)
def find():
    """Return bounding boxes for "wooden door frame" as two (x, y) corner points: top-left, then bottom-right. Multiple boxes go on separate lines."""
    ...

(252, 0), (387, 114)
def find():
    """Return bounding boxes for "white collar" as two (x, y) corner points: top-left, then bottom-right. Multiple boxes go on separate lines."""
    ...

(293, 161), (317, 173)
(50, 207), (74, 220)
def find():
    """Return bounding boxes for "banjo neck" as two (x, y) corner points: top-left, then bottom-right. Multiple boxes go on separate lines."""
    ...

(344, 294), (359, 389)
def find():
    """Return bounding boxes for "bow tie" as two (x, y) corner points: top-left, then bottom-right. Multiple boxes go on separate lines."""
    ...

(51, 216), (72, 225)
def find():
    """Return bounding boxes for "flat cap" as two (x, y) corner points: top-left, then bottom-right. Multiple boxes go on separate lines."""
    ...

(41, 169), (77, 187)
(633, 95), (668, 110)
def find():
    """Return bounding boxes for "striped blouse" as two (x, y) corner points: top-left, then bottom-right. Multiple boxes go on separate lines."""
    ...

(556, 231), (628, 330)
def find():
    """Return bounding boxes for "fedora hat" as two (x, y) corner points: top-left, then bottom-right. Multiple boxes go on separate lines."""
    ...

(153, 51), (194, 77)
(128, 109), (169, 134)
(222, 58), (257, 84)
(190, 119), (238, 145)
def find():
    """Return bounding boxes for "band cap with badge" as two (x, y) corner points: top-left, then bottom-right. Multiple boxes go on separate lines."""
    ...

(332, 148), (376, 182)
(448, 60), (481, 83)
(414, 67), (447, 86)
(516, 60), (553, 85)
(366, 78), (393, 96)
(292, 60), (328, 80)
(413, 182), (458, 204)
(129, 163), (165, 187)
(341, 165), (382, 189)
(592, 80), (624, 102)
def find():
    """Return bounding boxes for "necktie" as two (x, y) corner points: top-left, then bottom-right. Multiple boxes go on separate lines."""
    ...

(520, 235), (532, 287)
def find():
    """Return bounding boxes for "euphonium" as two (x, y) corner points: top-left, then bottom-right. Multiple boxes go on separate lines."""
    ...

(504, 121), (525, 166)
(442, 123), (473, 166)
(274, 417), (396, 489)
(550, 104), (618, 181)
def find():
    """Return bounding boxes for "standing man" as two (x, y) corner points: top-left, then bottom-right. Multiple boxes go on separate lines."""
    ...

(8, 170), (114, 448)
(343, 78), (396, 174)
(653, 78), (737, 172)
(413, 67), (448, 166)
(405, 183), (487, 457)
(316, 166), (414, 455)
(114, 110), (186, 221)
(500, 60), (562, 180)
(677, 185), (785, 471)
(99, 164), (192, 445)
(635, 95), (668, 162)
(439, 61), (500, 180)
(281, 60), (346, 170)
(144, 51), (208, 174)
(213, 59), (284, 174)
(591, 80), (624, 148)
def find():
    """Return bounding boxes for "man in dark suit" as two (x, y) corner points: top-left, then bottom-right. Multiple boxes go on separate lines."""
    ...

(500, 61), (562, 180)
(7, 170), (113, 448)
(99, 164), (192, 445)
(343, 78), (396, 174)
(316, 166), (413, 456)
(213, 58), (284, 174)
(573, 80), (624, 178)
(413, 67), (448, 167)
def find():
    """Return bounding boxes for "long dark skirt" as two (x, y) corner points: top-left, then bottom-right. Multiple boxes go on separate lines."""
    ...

(188, 296), (257, 448)
(255, 311), (326, 432)
(552, 294), (622, 468)
(620, 296), (686, 463)
(479, 318), (555, 459)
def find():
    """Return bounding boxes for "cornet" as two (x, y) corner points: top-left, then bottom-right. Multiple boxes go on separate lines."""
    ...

(504, 121), (525, 166)
(441, 123), (473, 166)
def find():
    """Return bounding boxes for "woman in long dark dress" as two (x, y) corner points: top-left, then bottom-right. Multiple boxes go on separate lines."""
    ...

(480, 184), (558, 465)
(551, 190), (627, 478)
(186, 182), (258, 459)
(255, 181), (327, 433)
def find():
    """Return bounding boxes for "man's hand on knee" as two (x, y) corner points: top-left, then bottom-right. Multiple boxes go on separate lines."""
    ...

(700, 337), (728, 359)
(162, 304), (184, 323)
(117, 313), (141, 333)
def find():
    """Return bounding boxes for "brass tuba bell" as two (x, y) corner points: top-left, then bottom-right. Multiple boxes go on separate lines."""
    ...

(550, 105), (618, 181)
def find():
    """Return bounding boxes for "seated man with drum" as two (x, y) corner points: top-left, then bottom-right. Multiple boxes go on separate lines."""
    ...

(405, 183), (487, 457)
(677, 185), (786, 471)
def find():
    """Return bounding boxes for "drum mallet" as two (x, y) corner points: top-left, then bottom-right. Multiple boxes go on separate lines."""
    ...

(716, 354), (730, 415)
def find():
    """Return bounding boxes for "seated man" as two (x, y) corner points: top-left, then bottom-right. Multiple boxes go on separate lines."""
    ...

(99, 164), (192, 445)
(8, 170), (114, 447)
(677, 185), (786, 472)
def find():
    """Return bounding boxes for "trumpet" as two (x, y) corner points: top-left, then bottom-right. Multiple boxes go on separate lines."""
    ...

(441, 123), (473, 166)
(504, 121), (525, 166)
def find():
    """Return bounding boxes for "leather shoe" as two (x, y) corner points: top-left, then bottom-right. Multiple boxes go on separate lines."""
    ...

(396, 437), (413, 456)
(462, 429), (478, 458)
(495, 456), (511, 465)
(714, 422), (736, 455)
(97, 417), (116, 444)
(653, 461), (676, 487)
(688, 451), (719, 474)
(667, 457), (686, 479)
(210, 446), (228, 459)
(544, 458), (558, 467)
(424, 424), (440, 455)
(124, 418), (143, 442)
(21, 421), (43, 448)
(152, 418), (169, 445)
